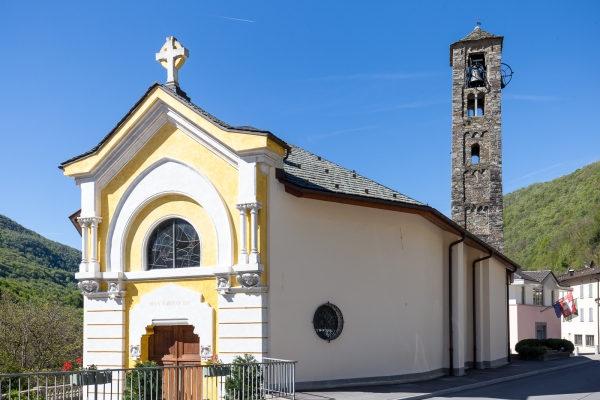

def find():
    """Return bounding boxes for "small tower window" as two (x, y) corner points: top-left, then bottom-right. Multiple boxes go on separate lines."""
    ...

(467, 94), (475, 117)
(471, 144), (480, 164)
(476, 93), (485, 116)
(467, 93), (485, 117)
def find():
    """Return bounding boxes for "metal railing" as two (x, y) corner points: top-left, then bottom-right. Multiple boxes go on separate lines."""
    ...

(0, 359), (295, 400)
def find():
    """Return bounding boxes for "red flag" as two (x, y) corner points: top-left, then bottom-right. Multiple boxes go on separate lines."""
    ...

(559, 292), (577, 318)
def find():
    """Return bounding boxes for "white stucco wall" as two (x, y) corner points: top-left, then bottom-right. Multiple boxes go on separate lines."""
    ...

(267, 178), (448, 385)
(266, 172), (511, 386)
(560, 277), (599, 352)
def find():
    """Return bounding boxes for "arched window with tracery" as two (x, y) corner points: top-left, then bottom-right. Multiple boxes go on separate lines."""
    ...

(147, 218), (200, 270)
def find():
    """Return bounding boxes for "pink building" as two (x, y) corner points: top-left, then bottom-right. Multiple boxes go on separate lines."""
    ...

(509, 269), (569, 352)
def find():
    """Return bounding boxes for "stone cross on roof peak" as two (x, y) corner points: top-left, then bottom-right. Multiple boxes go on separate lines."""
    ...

(156, 36), (189, 87)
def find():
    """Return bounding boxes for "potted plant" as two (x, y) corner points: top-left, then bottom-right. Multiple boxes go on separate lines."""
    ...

(65, 359), (112, 386)
(203, 354), (231, 377)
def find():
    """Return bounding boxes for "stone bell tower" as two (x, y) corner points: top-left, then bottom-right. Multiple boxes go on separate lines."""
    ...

(450, 26), (506, 252)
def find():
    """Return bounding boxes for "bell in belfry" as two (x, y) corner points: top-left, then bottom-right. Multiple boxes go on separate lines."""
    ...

(469, 65), (485, 86)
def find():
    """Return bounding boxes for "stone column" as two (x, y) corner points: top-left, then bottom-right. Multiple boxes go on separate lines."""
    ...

(236, 204), (248, 264)
(78, 217), (90, 273)
(248, 202), (262, 264)
(89, 217), (102, 272)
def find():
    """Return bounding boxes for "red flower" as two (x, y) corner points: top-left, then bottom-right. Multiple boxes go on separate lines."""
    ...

(62, 361), (73, 371)
(76, 357), (83, 365)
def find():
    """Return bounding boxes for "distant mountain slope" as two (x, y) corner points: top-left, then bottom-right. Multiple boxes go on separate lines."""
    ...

(0, 214), (82, 306)
(504, 160), (600, 273)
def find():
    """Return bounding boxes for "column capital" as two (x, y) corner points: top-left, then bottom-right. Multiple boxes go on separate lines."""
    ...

(77, 216), (102, 226)
(77, 217), (91, 227)
(247, 202), (262, 211)
(236, 202), (262, 211)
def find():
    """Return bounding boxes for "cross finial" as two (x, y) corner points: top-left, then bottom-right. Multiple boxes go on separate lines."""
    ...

(156, 36), (189, 87)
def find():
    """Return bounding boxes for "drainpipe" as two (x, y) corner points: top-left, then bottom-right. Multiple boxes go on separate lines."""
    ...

(593, 276), (600, 355)
(448, 234), (465, 376)
(472, 251), (492, 370)
(506, 270), (511, 363)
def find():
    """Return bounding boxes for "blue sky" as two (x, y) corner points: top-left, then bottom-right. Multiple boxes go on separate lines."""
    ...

(1, 1), (599, 249)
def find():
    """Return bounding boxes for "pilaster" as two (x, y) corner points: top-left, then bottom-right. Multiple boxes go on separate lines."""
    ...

(451, 242), (467, 376)
(218, 293), (268, 363)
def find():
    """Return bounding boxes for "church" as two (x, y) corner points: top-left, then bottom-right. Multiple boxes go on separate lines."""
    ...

(61, 27), (518, 389)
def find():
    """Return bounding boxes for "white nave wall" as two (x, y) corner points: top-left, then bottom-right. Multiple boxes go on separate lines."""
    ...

(266, 169), (510, 385)
(267, 170), (449, 384)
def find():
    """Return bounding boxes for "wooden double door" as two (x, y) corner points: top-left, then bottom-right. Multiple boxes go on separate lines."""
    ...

(149, 325), (201, 366)
(148, 325), (202, 399)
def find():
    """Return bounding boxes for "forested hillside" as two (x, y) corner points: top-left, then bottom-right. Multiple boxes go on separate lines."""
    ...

(504, 160), (600, 273)
(0, 214), (82, 306)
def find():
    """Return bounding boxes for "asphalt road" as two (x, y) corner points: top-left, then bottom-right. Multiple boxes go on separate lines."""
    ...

(430, 359), (600, 400)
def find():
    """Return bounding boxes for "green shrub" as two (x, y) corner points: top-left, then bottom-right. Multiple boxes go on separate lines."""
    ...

(515, 338), (574, 359)
(225, 354), (263, 400)
(123, 361), (162, 400)
(4, 389), (45, 400)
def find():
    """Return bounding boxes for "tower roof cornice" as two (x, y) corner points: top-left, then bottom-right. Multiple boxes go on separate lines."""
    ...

(449, 27), (504, 66)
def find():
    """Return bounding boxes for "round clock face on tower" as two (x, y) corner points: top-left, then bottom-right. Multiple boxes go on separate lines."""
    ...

(313, 302), (344, 342)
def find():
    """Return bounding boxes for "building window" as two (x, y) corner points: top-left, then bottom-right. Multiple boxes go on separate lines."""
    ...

(146, 218), (201, 270)
(586, 335), (595, 347)
(521, 286), (525, 304)
(551, 290), (555, 304)
(580, 285), (584, 298)
(590, 284), (594, 298)
(535, 323), (547, 339)
(581, 308), (585, 322)
(575, 335), (583, 345)
(533, 288), (543, 306)
(466, 93), (485, 117)
(590, 308), (594, 322)
(471, 144), (480, 164)
(467, 93), (475, 117)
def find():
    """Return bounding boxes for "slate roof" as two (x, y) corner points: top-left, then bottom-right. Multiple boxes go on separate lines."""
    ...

(453, 27), (502, 44)
(514, 269), (551, 283)
(557, 265), (600, 282)
(59, 83), (288, 168)
(449, 27), (503, 66)
(281, 143), (423, 206)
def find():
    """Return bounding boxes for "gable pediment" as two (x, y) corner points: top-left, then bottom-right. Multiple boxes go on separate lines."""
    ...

(61, 84), (287, 187)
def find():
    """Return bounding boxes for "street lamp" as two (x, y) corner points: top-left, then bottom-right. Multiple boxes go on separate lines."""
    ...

(569, 267), (575, 276)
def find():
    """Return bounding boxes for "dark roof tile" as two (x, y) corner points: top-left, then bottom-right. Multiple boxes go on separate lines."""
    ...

(282, 143), (423, 206)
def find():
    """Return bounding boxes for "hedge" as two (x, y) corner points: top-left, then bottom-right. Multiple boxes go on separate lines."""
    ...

(515, 338), (574, 359)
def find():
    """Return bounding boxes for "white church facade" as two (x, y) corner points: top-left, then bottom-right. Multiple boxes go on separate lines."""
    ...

(61, 33), (518, 389)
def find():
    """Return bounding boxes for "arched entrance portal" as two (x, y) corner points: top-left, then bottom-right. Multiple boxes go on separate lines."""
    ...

(149, 325), (201, 366)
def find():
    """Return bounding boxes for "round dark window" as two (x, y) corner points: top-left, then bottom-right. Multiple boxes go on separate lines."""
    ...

(313, 302), (344, 342)
(147, 218), (200, 270)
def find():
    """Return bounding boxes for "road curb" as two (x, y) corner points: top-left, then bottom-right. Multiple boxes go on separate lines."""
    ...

(393, 358), (595, 400)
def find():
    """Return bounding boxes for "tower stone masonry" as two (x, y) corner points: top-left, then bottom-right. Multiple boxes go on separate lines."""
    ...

(450, 27), (504, 252)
